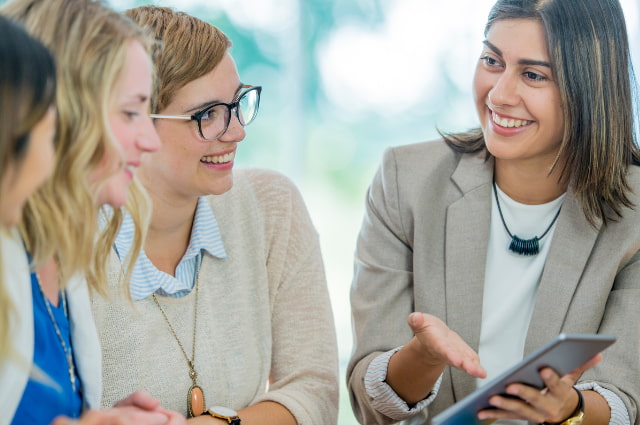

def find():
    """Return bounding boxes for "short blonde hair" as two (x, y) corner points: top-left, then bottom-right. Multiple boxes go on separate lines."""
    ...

(125, 6), (231, 113)
(1, 0), (152, 293)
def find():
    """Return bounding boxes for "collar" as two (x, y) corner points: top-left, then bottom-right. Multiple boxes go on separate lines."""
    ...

(114, 196), (227, 300)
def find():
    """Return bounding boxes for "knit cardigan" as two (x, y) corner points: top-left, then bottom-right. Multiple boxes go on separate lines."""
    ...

(91, 168), (339, 425)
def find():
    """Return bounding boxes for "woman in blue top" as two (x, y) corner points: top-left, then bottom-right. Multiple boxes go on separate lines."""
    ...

(0, 3), (185, 425)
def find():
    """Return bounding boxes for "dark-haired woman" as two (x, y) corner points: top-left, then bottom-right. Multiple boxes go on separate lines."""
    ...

(348, 1), (640, 424)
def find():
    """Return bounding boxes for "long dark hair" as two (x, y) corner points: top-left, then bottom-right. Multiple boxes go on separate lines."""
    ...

(443, 0), (640, 226)
(0, 15), (56, 178)
(0, 13), (55, 364)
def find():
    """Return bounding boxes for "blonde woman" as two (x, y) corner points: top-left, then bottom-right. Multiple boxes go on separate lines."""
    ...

(0, 0), (184, 424)
(91, 6), (339, 425)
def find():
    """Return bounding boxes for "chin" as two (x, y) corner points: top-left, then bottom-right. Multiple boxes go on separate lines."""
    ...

(208, 176), (234, 195)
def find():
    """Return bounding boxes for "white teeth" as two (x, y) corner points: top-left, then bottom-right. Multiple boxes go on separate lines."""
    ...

(492, 111), (532, 128)
(201, 151), (235, 164)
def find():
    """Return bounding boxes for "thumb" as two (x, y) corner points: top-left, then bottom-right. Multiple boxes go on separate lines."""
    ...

(407, 312), (426, 333)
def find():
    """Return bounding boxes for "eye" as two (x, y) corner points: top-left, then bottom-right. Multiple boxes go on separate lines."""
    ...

(480, 55), (502, 68)
(124, 111), (139, 121)
(524, 71), (547, 82)
(200, 107), (218, 122)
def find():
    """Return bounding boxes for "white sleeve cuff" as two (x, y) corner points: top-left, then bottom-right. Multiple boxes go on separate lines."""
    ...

(575, 382), (630, 425)
(364, 346), (442, 421)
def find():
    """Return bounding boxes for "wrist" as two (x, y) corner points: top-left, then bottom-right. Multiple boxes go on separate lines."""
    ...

(544, 387), (584, 425)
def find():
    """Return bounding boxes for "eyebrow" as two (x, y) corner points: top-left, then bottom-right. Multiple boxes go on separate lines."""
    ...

(123, 94), (149, 103)
(482, 40), (551, 68)
(186, 83), (245, 114)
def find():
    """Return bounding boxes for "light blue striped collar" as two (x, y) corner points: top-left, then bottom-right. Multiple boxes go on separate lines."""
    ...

(114, 196), (227, 300)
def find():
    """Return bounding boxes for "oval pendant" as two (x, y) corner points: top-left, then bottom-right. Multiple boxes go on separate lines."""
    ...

(187, 384), (206, 417)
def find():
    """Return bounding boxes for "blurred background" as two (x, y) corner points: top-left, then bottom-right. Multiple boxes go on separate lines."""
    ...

(7, 0), (640, 422)
(105, 2), (636, 423)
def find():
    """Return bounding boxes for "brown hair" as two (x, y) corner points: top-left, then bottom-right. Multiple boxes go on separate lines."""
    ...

(125, 6), (231, 114)
(443, 0), (640, 226)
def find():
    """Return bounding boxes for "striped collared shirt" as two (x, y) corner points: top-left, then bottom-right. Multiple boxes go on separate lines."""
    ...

(114, 196), (227, 300)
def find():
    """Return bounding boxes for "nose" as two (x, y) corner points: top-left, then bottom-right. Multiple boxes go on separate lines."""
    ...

(137, 114), (161, 153)
(218, 112), (246, 143)
(488, 71), (520, 107)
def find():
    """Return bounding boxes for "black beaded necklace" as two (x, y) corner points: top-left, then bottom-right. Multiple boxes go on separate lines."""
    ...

(492, 181), (562, 256)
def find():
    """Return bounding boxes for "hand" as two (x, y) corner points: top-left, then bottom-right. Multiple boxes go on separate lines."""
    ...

(113, 391), (186, 425)
(477, 354), (602, 423)
(114, 391), (161, 411)
(50, 408), (167, 425)
(407, 312), (486, 379)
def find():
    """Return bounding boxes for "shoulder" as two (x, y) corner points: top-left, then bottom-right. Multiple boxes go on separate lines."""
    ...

(231, 168), (306, 212)
(379, 139), (466, 182)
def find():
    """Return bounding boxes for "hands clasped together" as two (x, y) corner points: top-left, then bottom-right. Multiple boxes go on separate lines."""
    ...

(51, 391), (186, 425)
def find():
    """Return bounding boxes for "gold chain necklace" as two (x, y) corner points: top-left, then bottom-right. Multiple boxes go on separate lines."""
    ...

(34, 271), (77, 392)
(151, 257), (204, 418)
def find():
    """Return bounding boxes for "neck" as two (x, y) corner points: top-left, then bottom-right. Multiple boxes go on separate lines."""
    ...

(494, 158), (568, 204)
(143, 185), (198, 275)
(36, 257), (60, 307)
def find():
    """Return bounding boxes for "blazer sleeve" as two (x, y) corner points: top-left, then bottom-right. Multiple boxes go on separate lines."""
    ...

(347, 147), (421, 425)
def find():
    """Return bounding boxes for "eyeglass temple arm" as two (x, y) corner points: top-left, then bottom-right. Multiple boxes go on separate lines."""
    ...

(149, 114), (192, 120)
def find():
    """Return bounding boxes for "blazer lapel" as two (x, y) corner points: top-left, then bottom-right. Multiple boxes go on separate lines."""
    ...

(446, 152), (493, 399)
(525, 190), (600, 353)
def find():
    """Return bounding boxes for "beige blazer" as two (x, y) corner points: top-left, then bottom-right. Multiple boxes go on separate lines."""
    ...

(348, 140), (640, 425)
(0, 228), (102, 424)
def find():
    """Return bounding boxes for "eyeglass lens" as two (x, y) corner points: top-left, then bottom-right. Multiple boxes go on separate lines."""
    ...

(199, 87), (260, 140)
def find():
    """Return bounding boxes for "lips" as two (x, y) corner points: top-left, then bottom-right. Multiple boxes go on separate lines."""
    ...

(491, 110), (533, 128)
(201, 151), (235, 164)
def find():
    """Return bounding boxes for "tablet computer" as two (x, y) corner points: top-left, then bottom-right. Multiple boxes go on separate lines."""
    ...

(431, 333), (616, 425)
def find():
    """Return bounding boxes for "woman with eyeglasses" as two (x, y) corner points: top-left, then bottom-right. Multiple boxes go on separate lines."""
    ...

(90, 6), (339, 425)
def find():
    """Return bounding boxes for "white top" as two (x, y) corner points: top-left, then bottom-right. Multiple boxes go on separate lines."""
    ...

(364, 187), (628, 425)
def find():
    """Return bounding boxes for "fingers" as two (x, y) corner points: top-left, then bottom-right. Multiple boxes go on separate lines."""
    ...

(407, 312), (486, 379)
(114, 391), (161, 411)
(50, 417), (77, 425)
(564, 353), (602, 383)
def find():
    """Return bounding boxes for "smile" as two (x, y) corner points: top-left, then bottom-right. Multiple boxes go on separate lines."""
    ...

(492, 111), (533, 129)
(201, 151), (235, 164)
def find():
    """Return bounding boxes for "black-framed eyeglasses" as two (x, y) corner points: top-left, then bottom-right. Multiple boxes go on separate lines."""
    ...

(150, 85), (262, 141)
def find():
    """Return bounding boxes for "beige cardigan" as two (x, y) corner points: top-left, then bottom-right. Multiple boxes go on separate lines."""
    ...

(92, 168), (339, 425)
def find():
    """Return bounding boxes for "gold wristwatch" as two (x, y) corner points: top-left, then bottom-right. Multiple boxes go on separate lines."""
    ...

(204, 406), (241, 424)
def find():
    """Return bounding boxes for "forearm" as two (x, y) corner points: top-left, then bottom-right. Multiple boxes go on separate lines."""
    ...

(386, 337), (446, 405)
(187, 402), (296, 425)
(582, 390), (612, 425)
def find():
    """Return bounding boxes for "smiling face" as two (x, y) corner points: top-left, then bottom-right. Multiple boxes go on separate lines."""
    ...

(473, 19), (564, 170)
(0, 107), (56, 226)
(92, 39), (160, 207)
(139, 52), (246, 200)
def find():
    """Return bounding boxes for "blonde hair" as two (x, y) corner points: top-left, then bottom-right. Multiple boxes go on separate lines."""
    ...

(0, 13), (56, 367)
(1, 0), (152, 293)
(124, 6), (231, 114)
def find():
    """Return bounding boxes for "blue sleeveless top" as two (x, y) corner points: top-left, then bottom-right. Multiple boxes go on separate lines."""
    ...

(10, 270), (83, 424)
